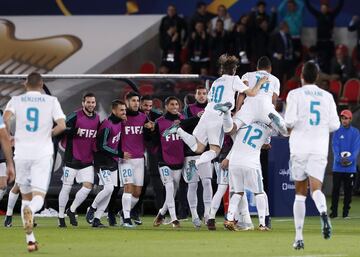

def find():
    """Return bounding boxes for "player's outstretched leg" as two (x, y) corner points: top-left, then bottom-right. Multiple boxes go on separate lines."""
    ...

(213, 102), (233, 114)
(268, 112), (289, 136)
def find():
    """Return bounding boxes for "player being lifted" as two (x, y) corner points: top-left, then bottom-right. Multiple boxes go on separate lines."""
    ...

(4, 72), (66, 251)
(58, 93), (100, 227)
(164, 54), (268, 172)
(284, 61), (340, 250)
(221, 56), (288, 136)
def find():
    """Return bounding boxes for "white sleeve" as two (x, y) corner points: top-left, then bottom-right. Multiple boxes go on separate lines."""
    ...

(232, 76), (248, 93)
(52, 98), (66, 121)
(328, 95), (340, 132)
(284, 91), (298, 128)
(274, 78), (280, 96)
(4, 97), (15, 115)
(241, 72), (249, 82)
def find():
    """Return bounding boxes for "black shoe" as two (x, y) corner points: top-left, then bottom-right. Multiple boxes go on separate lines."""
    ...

(58, 218), (67, 228)
(131, 211), (142, 225)
(122, 218), (136, 228)
(108, 212), (117, 227)
(293, 240), (304, 250)
(320, 212), (332, 239)
(86, 206), (96, 224)
(33, 219), (38, 228)
(206, 218), (216, 231)
(329, 212), (338, 219)
(92, 218), (106, 228)
(265, 215), (272, 229)
(342, 211), (349, 219)
(66, 209), (78, 227)
(4, 215), (12, 227)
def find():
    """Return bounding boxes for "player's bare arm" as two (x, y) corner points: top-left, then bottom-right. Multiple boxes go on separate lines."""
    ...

(244, 76), (269, 96)
(52, 118), (66, 137)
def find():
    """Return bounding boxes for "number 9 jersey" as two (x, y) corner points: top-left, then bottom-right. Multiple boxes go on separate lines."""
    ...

(5, 91), (65, 159)
(284, 84), (340, 156)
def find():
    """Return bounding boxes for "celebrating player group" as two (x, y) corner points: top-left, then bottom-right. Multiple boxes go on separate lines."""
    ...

(0, 54), (339, 252)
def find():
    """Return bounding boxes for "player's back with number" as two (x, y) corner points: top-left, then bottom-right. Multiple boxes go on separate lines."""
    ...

(285, 82), (339, 155)
(6, 92), (64, 159)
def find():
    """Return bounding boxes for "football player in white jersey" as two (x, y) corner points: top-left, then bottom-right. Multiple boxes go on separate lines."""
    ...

(222, 56), (288, 136)
(4, 72), (66, 252)
(284, 61), (340, 250)
(223, 121), (273, 231)
(163, 54), (268, 170)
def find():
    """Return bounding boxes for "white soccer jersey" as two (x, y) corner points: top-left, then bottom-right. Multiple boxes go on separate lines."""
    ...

(5, 91), (65, 159)
(284, 84), (340, 156)
(229, 122), (272, 169)
(241, 70), (280, 105)
(205, 74), (248, 113)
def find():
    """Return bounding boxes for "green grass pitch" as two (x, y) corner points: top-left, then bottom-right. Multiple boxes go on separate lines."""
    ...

(1, 196), (359, 257)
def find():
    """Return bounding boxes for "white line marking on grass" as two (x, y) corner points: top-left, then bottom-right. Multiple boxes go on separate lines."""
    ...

(274, 254), (346, 257)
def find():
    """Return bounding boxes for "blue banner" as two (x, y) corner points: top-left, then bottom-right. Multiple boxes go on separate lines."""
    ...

(0, 0), (356, 26)
(268, 137), (318, 217)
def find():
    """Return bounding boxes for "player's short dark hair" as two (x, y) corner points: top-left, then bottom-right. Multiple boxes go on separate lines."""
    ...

(82, 92), (96, 102)
(26, 72), (43, 88)
(257, 56), (272, 70)
(302, 61), (319, 84)
(140, 95), (153, 102)
(257, 1), (266, 7)
(126, 91), (140, 100)
(195, 85), (207, 93)
(165, 96), (180, 106)
(218, 54), (239, 75)
(196, 1), (206, 9)
(111, 99), (126, 109)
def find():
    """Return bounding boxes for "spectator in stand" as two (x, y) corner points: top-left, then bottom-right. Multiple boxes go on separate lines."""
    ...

(305, 0), (344, 73)
(330, 44), (355, 84)
(160, 24), (181, 73)
(159, 4), (188, 47)
(278, 0), (304, 65)
(188, 21), (210, 75)
(249, 1), (278, 34)
(180, 63), (193, 74)
(189, 2), (214, 33)
(209, 5), (234, 33)
(348, 15), (360, 76)
(231, 17), (251, 75)
(251, 18), (271, 65)
(319, 79), (338, 105)
(330, 109), (360, 219)
(210, 19), (230, 75)
(270, 21), (295, 85)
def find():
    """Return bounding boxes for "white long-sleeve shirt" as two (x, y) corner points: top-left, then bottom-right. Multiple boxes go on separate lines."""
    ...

(284, 84), (340, 156)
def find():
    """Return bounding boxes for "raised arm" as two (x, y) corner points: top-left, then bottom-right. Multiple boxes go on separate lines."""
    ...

(244, 76), (269, 97)
(332, 0), (344, 17)
(305, 0), (320, 17)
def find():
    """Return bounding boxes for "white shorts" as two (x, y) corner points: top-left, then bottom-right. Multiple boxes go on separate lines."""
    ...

(214, 162), (229, 185)
(0, 162), (6, 177)
(182, 156), (213, 183)
(98, 168), (117, 186)
(193, 111), (224, 146)
(235, 100), (276, 126)
(15, 156), (53, 194)
(229, 164), (264, 194)
(119, 158), (144, 186)
(159, 166), (181, 185)
(290, 154), (327, 182)
(62, 166), (94, 185)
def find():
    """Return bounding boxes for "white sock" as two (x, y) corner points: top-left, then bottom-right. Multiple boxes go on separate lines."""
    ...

(187, 183), (199, 220)
(58, 184), (72, 218)
(255, 194), (266, 226)
(0, 189), (5, 201)
(92, 185), (113, 210)
(94, 193), (112, 220)
(30, 195), (44, 214)
(177, 128), (198, 152)
(202, 178), (213, 218)
(122, 193), (132, 219)
(294, 195), (306, 241)
(165, 182), (177, 221)
(21, 200), (31, 225)
(312, 190), (327, 214)
(70, 187), (91, 213)
(26, 232), (36, 243)
(160, 203), (168, 216)
(196, 150), (217, 167)
(223, 111), (233, 133)
(264, 192), (270, 216)
(240, 194), (252, 224)
(6, 191), (19, 216)
(131, 196), (139, 209)
(227, 194), (242, 221)
(209, 184), (227, 219)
